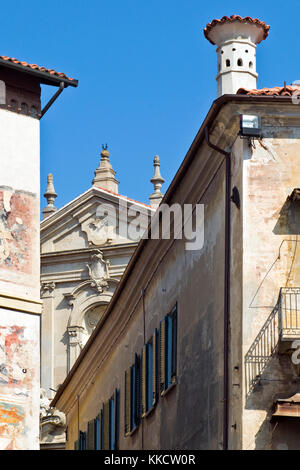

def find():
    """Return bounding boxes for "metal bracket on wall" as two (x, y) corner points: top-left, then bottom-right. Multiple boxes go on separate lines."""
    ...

(41, 81), (65, 118)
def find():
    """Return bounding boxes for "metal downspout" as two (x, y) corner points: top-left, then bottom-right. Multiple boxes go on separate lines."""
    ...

(205, 126), (231, 450)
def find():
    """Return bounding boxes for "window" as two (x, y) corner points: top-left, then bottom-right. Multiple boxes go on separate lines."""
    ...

(226, 59), (230, 67)
(76, 389), (118, 451)
(30, 105), (37, 118)
(237, 58), (243, 66)
(21, 102), (28, 115)
(124, 354), (141, 435)
(141, 330), (158, 415)
(78, 430), (86, 450)
(10, 99), (17, 111)
(0, 80), (6, 105)
(102, 390), (118, 450)
(160, 305), (177, 394)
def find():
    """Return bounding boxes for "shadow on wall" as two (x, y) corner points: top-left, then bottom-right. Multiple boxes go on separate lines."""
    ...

(246, 354), (300, 449)
(273, 196), (300, 235)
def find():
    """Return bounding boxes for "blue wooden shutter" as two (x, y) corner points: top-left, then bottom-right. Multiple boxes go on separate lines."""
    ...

(171, 306), (177, 382)
(109, 396), (115, 450)
(134, 353), (141, 425)
(103, 402), (109, 450)
(152, 329), (158, 406)
(160, 319), (166, 393)
(141, 346), (147, 415)
(87, 419), (95, 450)
(124, 368), (131, 435)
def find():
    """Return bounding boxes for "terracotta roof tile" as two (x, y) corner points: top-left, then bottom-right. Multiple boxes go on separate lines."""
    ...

(237, 85), (300, 96)
(96, 186), (153, 209)
(0, 55), (77, 84)
(204, 15), (270, 45)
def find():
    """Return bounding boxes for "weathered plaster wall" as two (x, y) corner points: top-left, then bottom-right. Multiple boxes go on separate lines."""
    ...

(242, 120), (300, 449)
(0, 107), (41, 450)
(0, 108), (40, 301)
(40, 192), (150, 399)
(63, 148), (229, 450)
(0, 308), (40, 449)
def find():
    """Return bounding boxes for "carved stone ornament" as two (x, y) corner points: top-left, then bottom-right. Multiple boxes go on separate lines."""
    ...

(81, 212), (116, 246)
(41, 281), (56, 297)
(87, 250), (110, 294)
(40, 388), (66, 445)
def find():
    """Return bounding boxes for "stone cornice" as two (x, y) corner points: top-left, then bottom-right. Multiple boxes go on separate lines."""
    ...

(41, 243), (138, 264)
(0, 292), (42, 315)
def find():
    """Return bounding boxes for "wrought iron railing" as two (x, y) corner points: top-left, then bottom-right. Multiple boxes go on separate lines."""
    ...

(279, 287), (300, 340)
(245, 287), (300, 396)
(245, 303), (280, 396)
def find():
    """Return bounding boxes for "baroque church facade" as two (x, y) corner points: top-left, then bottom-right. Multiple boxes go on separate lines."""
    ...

(39, 146), (164, 448)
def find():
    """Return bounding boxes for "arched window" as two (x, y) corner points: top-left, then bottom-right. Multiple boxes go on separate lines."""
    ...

(226, 59), (230, 67)
(237, 58), (243, 66)
(30, 105), (38, 118)
(249, 61), (253, 69)
(21, 103), (28, 115)
(10, 99), (17, 111)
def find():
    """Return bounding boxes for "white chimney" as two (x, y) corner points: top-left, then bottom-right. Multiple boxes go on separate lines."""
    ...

(204, 15), (269, 96)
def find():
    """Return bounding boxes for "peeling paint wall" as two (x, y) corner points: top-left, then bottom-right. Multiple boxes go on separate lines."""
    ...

(0, 308), (39, 450)
(0, 107), (41, 449)
(242, 118), (300, 450)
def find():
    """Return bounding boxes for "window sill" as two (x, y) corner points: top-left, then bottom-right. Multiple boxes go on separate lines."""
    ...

(125, 425), (139, 438)
(161, 379), (177, 397)
(142, 404), (156, 419)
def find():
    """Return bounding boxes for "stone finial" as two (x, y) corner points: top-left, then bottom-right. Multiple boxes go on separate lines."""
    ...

(42, 174), (58, 219)
(149, 155), (165, 209)
(92, 144), (119, 193)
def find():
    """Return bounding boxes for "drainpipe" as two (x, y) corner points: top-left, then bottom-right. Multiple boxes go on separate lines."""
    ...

(205, 126), (231, 451)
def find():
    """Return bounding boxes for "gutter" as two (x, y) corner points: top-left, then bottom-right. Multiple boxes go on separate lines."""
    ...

(205, 126), (231, 451)
(51, 94), (294, 409)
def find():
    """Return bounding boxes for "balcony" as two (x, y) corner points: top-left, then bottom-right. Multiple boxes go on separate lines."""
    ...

(245, 287), (300, 397)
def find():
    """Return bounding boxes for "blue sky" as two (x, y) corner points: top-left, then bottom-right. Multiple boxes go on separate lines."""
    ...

(2, 1), (299, 211)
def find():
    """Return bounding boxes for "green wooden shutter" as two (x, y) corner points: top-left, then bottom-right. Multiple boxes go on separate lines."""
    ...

(124, 368), (131, 435)
(74, 439), (79, 450)
(103, 401), (110, 450)
(141, 346), (147, 416)
(160, 319), (166, 393)
(152, 329), (158, 405)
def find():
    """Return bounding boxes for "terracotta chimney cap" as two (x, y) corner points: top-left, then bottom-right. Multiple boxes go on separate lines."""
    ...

(204, 15), (270, 46)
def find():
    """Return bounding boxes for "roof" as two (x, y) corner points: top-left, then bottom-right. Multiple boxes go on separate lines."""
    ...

(204, 15), (270, 45)
(95, 186), (152, 208)
(41, 186), (153, 229)
(237, 85), (300, 96)
(0, 55), (78, 87)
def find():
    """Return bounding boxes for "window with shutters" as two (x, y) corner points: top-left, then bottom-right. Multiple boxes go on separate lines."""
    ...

(124, 354), (141, 436)
(142, 330), (158, 416)
(102, 389), (119, 450)
(75, 389), (118, 451)
(79, 430), (87, 450)
(160, 305), (177, 395)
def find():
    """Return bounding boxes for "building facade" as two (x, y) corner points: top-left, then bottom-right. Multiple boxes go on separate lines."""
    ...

(39, 150), (162, 447)
(52, 16), (300, 450)
(0, 56), (77, 449)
